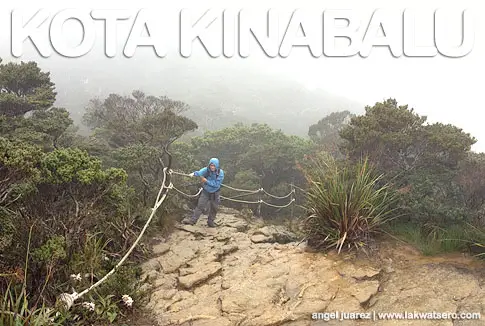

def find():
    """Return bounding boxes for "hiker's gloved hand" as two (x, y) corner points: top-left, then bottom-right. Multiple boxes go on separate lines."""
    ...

(192, 172), (198, 177)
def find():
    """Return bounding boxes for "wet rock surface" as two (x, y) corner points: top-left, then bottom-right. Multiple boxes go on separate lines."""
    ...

(143, 213), (485, 325)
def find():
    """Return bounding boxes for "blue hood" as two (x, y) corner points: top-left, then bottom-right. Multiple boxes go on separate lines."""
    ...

(208, 158), (220, 169)
(193, 158), (224, 193)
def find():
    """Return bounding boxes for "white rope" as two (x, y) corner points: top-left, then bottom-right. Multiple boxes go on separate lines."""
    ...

(57, 168), (172, 310)
(292, 184), (307, 194)
(262, 188), (295, 199)
(220, 196), (296, 208)
(221, 184), (261, 193)
(223, 191), (260, 200)
(170, 169), (302, 199)
(261, 198), (295, 208)
(170, 170), (194, 177)
(222, 184), (295, 200)
(172, 186), (203, 198)
(220, 196), (260, 204)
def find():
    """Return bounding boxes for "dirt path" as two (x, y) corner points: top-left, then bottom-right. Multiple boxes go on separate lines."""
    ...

(142, 210), (485, 326)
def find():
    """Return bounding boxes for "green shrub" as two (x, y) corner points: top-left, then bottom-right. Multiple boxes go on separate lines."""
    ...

(0, 227), (66, 326)
(387, 221), (485, 256)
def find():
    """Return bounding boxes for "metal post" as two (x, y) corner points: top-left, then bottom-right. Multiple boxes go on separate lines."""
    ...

(290, 182), (294, 219)
(257, 174), (262, 218)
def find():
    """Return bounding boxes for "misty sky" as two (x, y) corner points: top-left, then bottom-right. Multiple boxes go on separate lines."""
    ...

(1, 0), (484, 151)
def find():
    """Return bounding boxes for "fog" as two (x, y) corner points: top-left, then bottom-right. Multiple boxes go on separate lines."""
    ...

(1, 0), (484, 150)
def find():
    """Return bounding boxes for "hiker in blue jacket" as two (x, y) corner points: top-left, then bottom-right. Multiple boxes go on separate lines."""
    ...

(182, 158), (224, 227)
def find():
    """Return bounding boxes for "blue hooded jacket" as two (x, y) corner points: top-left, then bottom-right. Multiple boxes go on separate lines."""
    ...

(193, 158), (224, 193)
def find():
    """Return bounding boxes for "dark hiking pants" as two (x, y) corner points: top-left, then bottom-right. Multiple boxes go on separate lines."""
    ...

(191, 190), (220, 224)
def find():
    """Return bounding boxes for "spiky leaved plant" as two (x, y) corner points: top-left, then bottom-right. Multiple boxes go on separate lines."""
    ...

(302, 154), (398, 253)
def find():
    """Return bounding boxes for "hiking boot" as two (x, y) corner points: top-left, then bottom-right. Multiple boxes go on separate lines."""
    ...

(182, 218), (196, 225)
(207, 220), (216, 228)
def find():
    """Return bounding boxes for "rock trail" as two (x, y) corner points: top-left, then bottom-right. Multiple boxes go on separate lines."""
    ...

(142, 210), (485, 326)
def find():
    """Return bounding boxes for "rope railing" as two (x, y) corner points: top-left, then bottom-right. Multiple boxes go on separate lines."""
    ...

(224, 191), (261, 200)
(170, 169), (301, 198)
(53, 155), (305, 312)
(170, 170), (194, 177)
(220, 196), (260, 204)
(262, 188), (295, 199)
(221, 183), (259, 193)
(172, 186), (203, 198)
(169, 169), (304, 209)
(291, 184), (307, 194)
(261, 198), (295, 208)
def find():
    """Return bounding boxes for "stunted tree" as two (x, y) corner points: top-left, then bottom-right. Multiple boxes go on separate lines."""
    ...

(0, 59), (56, 117)
(339, 98), (477, 226)
(83, 90), (198, 206)
(456, 152), (485, 225)
(0, 59), (73, 150)
(308, 110), (354, 156)
(84, 90), (196, 148)
(0, 60), (153, 313)
(339, 98), (476, 174)
(8, 107), (73, 150)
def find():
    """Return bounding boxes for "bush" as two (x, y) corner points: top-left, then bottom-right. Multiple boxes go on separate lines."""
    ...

(301, 154), (398, 253)
(386, 221), (485, 256)
(0, 144), (152, 325)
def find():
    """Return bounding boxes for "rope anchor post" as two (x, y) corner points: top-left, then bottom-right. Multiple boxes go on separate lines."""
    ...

(290, 182), (294, 219)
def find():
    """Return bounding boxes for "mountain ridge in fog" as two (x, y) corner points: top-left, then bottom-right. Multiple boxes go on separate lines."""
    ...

(29, 55), (364, 137)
